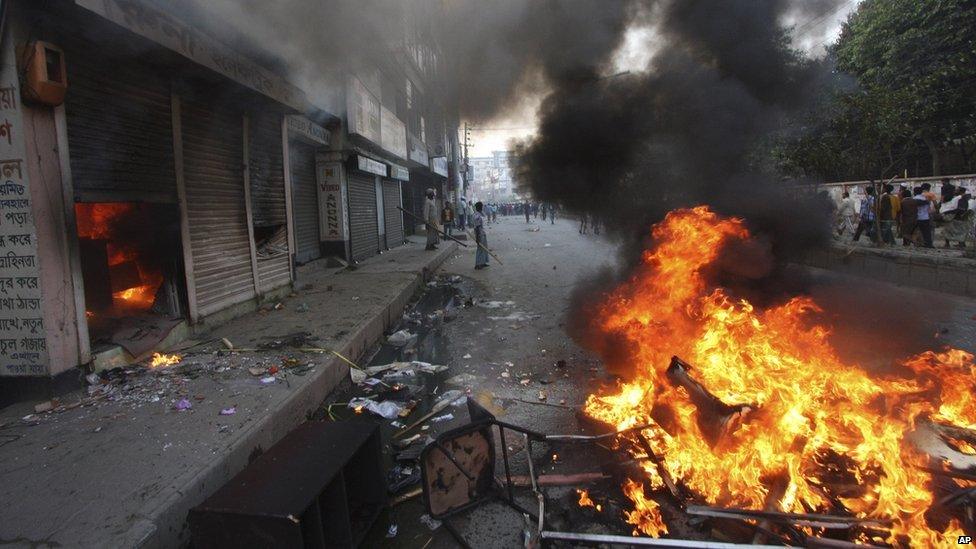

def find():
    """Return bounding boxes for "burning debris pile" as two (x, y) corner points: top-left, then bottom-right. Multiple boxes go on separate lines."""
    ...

(582, 206), (974, 546)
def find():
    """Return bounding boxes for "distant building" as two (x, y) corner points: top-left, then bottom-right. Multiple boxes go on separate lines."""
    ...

(468, 150), (518, 201)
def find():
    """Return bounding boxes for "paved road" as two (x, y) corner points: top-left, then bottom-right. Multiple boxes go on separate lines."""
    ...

(355, 214), (976, 547)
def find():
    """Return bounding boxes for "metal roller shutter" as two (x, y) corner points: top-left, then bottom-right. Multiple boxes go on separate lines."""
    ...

(382, 180), (404, 248)
(290, 143), (320, 264)
(182, 100), (256, 317)
(347, 173), (379, 262)
(64, 48), (175, 201)
(248, 111), (290, 293)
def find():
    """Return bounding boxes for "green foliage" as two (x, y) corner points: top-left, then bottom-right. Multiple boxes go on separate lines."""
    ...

(778, 0), (976, 180)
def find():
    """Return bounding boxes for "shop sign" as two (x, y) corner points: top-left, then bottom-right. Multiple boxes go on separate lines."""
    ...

(356, 155), (387, 177)
(408, 134), (429, 166)
(379, 107), (407, 159)
(286, 115), (329, 146)
(390, 164), (410, 181)
(431, 156), (448, 177)
(317, 161), (348, 242)
(77, 0), (307, 111)
(346, 77), (381, 144)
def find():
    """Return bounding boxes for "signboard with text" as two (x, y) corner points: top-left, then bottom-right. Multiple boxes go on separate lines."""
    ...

(408, 133), (429, 166)
(317, 161), (348, 242)
(286, 115), (329, 146)
(356, 155), (387, 177)
(379, 106), (407, 159)
(346, 77), (381, 144)
(390, 164), (410, 181)
(431, 156), (448, 177)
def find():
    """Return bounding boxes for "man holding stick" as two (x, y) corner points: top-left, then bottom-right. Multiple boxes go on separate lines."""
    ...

(423, 188), (439, 251)
(473, 201), (490, 269)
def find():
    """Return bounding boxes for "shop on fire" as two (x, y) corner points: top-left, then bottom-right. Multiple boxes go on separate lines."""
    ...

(0, 1), (458, 399)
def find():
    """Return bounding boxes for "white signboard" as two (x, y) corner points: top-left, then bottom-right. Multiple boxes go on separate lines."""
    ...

(431, 157), (448, 177)
(0, 39), (47, 376)
(346, 77), (381, 144)
(286, 115), (329, 146)
(77, 0), (307, 111)
(356, 155), (387, 177)
(390, 164), (410, 181)
(318, 161), (348, 242)
(379, 106), (407, 159)
(408, 134), (429, 166)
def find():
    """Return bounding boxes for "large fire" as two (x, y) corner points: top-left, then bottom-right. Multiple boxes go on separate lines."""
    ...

(583, 206), (972, 546)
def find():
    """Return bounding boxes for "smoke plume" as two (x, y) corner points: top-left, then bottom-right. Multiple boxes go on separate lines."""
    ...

(516, 0), (840, 266)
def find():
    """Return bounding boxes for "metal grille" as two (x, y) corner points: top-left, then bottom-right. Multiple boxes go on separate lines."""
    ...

(64, 46), (175, 202)
(181, 100), (256, 317)
(290, 142), (320, 264)
(347, 173), (379, 262)
(382, 180), (404, 248)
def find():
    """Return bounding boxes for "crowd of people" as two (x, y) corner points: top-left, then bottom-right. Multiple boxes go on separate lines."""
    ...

(834, 181), (975, 249)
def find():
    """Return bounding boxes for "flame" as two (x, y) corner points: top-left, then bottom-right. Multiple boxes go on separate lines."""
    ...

(149, 352), (181, 368)
(577, 488), (595, 507)
(583, 206), (973, 545)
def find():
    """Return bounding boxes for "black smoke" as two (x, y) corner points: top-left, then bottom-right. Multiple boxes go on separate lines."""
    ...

(516, 0), (839, 269)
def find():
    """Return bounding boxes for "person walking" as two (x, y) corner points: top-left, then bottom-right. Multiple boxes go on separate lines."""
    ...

(458, 199), (467, 230)
(914, 183), (936, 248)
(836, 192), (856, 237)
(423, 188), (440, 251)
(853, 186), (877, 242)
(524, 200), (531, 223)
(473, 201), (490, 269)
(441, 202), (455, 237)
(879, 184), (899, 244)
(899, 188), (918, 246)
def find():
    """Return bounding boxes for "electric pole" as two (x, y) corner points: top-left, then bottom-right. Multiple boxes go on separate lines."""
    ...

(462, 123), (470, 199)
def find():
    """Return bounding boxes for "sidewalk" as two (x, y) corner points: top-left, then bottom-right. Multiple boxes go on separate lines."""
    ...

(0, 237), (456, 549)
(802, 238), (976, 298)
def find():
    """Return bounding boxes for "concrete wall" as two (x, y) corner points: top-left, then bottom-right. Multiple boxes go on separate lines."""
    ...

(800, 245), (976, 298)
(24, 106), (86, 375)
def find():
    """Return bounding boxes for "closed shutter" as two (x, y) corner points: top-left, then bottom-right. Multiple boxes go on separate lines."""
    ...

(290, 142), (320, 264)
(64, 49), (175, 201)
(248, 111), (290, 293)
(401, 181), (417, 236)
(347, 173), (379, 262)
(382, 180), (404, 248)
(182, 99), (256, 317)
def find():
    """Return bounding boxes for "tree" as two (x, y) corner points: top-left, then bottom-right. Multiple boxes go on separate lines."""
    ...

(833, 0), (976, 176)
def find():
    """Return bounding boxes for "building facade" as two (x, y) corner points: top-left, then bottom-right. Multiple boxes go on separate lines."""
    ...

(469, 150), (517, 202)
(0, 0), (459, 402)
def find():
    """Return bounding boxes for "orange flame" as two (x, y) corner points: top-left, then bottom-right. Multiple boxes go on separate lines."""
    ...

(149, 352), (181, 368)
(583, 206), (972, 545)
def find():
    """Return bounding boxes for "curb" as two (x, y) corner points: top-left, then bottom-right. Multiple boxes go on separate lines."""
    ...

(133, 243), (458, 548)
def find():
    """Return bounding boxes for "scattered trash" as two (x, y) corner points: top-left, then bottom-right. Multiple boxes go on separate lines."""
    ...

(174, 398), (192, 411)
(520, 378), (531, 386)
(349, 368), (367, 384)
(430, 413), (454, 423)
(221, 338), (235, 349)
(296, 302), (309, 313)
(273, 302), (284, 310)
(387, 330), (417, 347)
(462, 353), (472, 359)
(93, 426), (102, 433)
(446, 373), (477, 386)
(219, 407), (236, 416)
(248, 367), (266, 376)
(85, 373), (100, 385)
(419, 514), (442, 531)
(386, 524), (398, 538)
(501, 371), (510, 378)
(268, 365), (280, 375)
(260, 376), (277, 384)
(488, 312), (541, 322)
(362, 378), (385, 387)
(391, 420), (406, 429)
(348, 398), (405, 419)
(538, 391), (547, 401)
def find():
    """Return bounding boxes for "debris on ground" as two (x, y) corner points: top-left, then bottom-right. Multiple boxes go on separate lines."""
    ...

(219, 407), (236, 416)
(174, 398), (192, 411)
(387, 330), (417, 347)
(419, 514), (442, 531)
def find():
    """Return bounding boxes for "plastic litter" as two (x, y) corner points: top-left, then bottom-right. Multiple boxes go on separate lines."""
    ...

(387, 330), (417, 347)
(219, 407), (236, 415)
(419, 514), (442, 530)
(174, 398), (192, 411)
(348, 398), (404, 419)
(386, 524), (398, 538)
(430, 413), (454, 423)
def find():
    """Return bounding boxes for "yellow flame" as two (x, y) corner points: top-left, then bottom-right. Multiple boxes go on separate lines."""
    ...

(583, 206), (974, 545)
(149, 352), (181, 368)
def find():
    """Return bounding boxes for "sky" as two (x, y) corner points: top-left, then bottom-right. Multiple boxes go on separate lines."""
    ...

(463, 0), (860, 159)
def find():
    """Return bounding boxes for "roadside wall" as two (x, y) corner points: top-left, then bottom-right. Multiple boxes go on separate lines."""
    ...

(799, 245), (976, 298)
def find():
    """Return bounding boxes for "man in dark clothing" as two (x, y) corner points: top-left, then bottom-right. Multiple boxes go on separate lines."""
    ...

(899, 188), (918, 246)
